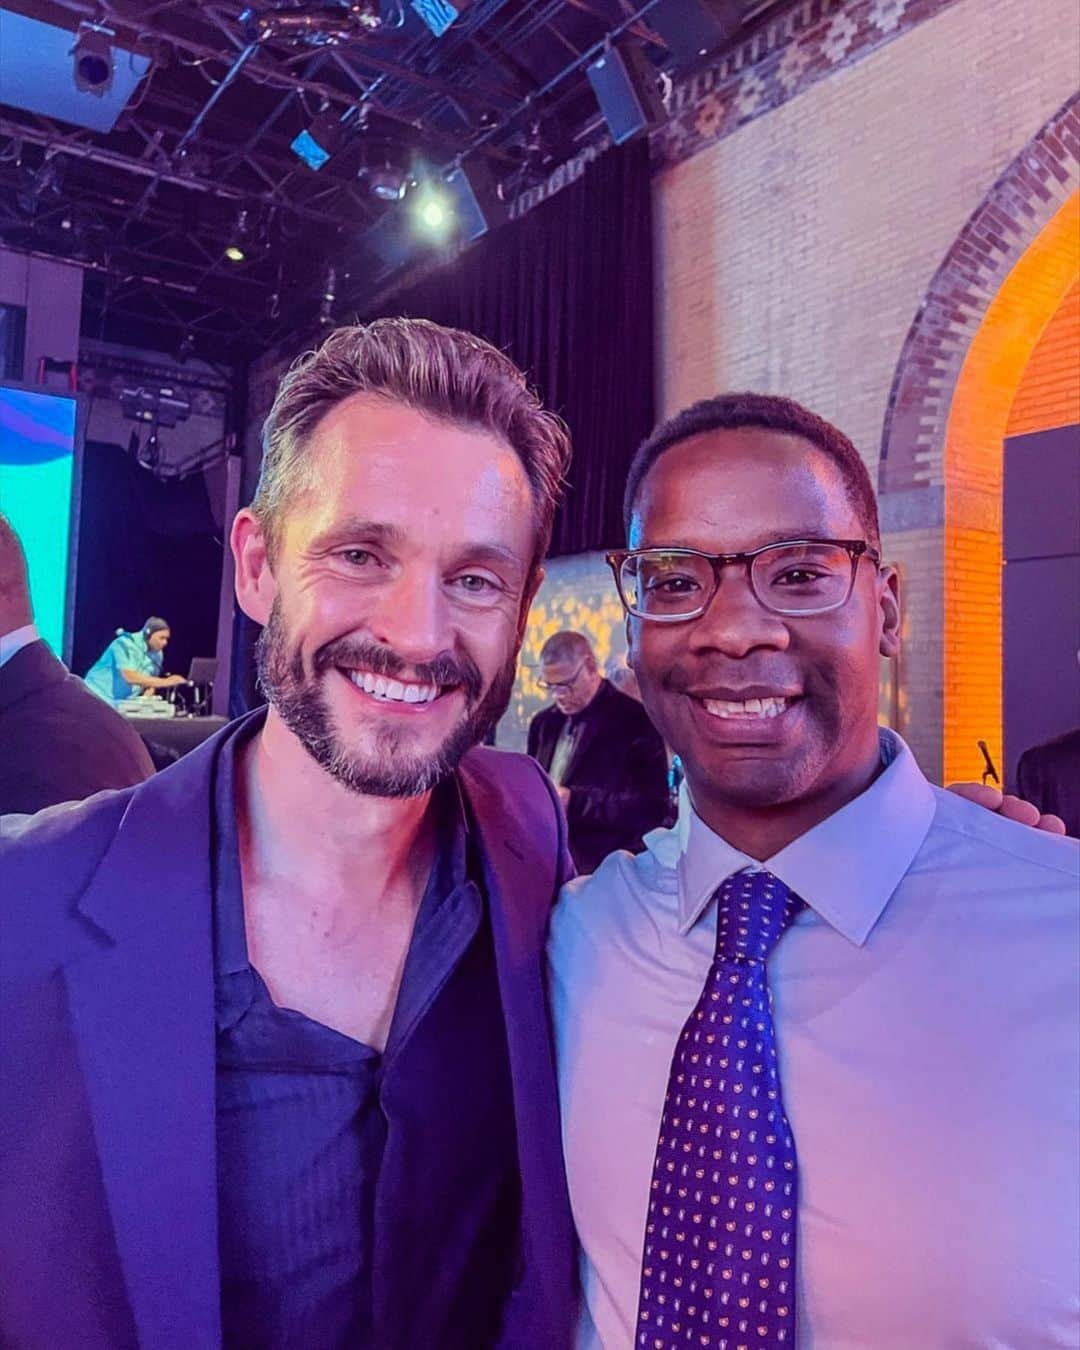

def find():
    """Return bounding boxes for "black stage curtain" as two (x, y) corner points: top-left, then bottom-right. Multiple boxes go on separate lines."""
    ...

(72, 440), (223, 685)
(371, 138), (654, 556)
(228, 140), (654, 712)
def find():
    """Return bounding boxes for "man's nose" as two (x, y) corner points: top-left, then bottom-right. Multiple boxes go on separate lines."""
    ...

(688, 567), (791, 658)
(369, 571), (453, 666)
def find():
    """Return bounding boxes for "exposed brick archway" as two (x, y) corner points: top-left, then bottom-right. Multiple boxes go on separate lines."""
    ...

(879, 96), (1080, 782)
(879, 94), (1080, 495)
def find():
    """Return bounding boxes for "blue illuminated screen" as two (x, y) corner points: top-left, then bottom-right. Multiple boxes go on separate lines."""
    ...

(0, 387), (78, 659)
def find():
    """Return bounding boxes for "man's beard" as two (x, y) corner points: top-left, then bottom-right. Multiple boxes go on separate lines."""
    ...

(255, 599), (517, 797)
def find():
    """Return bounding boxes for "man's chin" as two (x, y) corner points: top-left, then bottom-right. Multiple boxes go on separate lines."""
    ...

(686, 748), (826, 812)
(257, 610), (518, 799)
(281, 709), (472, 798)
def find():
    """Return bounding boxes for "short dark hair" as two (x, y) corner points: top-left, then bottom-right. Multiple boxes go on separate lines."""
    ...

(623, 392), (880, 548)
(539, 631), (594, 665)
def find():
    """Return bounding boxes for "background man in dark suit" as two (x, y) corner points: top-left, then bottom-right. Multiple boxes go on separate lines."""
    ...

(1017, 725), (1080, 837)
(0, 320), (577, 1350)
(0, 513), (153, 814)
(527, 630), (669, 873)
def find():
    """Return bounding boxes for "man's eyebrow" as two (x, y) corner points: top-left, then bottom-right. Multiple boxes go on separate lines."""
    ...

(452, 542), (528, 575)
(305, 518), (406, 552)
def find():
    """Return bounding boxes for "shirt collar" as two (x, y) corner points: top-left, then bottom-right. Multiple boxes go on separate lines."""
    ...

(0, 622), (40, 669)
(675, 729), (937, 945)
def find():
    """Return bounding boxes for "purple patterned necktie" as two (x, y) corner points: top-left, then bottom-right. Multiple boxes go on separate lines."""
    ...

(637, 868), (803, 1350)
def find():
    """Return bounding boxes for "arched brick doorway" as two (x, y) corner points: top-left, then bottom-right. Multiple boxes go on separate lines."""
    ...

(879, 96), (1080, 782)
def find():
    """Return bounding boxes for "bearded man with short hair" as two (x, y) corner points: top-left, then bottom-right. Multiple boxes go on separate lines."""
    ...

(0, 319), (577, 1350)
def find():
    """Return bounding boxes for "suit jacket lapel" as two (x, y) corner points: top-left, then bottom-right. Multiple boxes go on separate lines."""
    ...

(66, 728), (233, 1349)
(562, 681), (609, 785)
(537, 708), (565, 774)
(457, 752), (576, 1346)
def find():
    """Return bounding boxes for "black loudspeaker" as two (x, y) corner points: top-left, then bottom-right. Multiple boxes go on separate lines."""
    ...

(445, 159), (508, 241)
(647, 0), (741, 68)
(586, 41), (666, 146)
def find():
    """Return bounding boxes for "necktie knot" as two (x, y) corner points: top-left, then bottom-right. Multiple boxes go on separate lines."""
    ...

(714, 867), (802, 965)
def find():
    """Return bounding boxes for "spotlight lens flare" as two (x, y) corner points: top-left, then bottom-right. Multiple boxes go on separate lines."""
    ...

(412, 184), (454, 238)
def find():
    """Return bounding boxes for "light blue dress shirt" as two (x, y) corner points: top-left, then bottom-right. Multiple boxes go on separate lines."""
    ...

(549, 730), (1080, 1348)
(84, 630), (162, 702)
(0, 622), (39, 669)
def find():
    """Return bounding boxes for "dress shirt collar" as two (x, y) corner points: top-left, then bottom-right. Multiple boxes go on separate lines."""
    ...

(670, 729), (937, 945)
(0, 622), (40, 669)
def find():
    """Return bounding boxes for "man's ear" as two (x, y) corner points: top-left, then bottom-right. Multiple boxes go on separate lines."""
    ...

(517, 566), (544, 647)
(877, 563), (901, 660)
(232, 508), (278, 626)
(625, 612), (637, 668)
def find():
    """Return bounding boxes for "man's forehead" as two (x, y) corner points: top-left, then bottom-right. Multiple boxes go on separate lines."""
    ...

(298, 404), (533, 524)
(630, 429), (855, 544)
(309, 393), (522, 474)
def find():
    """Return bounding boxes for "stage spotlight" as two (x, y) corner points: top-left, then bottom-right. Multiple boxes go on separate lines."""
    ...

(411, 0), (472, 37)
(411, 182), (453, 238)
(137, 428), (162, 471)
(318, 264), (338, 326)
(365, 165), (409, 203)
(444, 159), (506, 241)
(224, 209), (250, 263)
(291, 108), (348, 171)
(71, 22), (115, 97)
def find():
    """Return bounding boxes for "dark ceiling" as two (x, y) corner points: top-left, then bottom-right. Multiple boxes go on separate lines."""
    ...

(0, 0), (778, 363)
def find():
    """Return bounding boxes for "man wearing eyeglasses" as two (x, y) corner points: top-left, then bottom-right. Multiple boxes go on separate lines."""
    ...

(548, 393), (1079, 1348)
(527, 631), (669, 875)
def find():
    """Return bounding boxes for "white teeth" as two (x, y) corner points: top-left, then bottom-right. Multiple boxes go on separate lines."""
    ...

(347, 670), (439, 704)
(701, 696), (790, 719)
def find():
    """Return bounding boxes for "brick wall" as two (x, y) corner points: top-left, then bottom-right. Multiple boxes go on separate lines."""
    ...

(653, 0), (1080, 777)
(1007, 281), (1080, 437)
(939, 195), (1078, 781)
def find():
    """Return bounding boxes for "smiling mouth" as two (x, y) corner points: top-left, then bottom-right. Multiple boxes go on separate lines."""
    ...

(342, 667), (451, 706)
(699, 695), (793, 720)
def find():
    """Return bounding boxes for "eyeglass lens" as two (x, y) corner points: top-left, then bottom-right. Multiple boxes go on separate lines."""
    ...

(620, 542), (855, 617)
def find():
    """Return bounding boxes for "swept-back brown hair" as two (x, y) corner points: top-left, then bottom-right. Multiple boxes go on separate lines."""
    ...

(253, 317), (571, 569)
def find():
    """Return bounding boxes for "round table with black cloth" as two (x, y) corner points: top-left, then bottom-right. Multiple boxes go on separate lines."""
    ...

(135, 716), (228, 769)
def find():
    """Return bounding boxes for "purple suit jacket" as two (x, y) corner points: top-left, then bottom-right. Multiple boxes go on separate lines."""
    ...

(0, 715), (577, 1350)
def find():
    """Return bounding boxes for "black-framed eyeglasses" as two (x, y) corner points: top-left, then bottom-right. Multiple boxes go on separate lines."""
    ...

(537, 658), (588, 692)
(605, 539), (881, 622)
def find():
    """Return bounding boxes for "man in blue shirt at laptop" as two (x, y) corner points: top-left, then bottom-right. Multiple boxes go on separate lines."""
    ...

(84, 615), (187, 702)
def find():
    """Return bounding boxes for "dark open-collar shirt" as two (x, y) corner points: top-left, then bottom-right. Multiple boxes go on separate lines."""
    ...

(211, 721), (517, 1348)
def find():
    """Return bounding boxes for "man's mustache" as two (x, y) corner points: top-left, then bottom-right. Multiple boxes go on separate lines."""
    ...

(313, 635), (484, 703)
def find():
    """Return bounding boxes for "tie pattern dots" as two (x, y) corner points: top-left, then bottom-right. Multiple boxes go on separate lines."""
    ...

(636, 868), (803, 1349)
